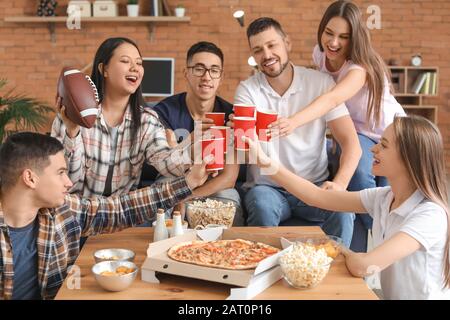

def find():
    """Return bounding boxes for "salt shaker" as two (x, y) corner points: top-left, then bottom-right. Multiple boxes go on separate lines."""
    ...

(170, 211), (184, 237)
(153, 209), (168, 242)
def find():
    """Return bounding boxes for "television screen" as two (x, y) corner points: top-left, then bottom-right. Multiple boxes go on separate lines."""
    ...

(141, 58), (174, 97)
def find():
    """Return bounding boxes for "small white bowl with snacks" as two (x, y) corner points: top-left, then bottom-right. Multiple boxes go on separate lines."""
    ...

(92, 260), (138, 292)
(93, 248), (135, 263)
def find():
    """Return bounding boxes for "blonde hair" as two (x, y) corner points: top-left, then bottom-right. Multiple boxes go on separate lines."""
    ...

(317, 0), (391, 128)
(392, 115), (450, 288)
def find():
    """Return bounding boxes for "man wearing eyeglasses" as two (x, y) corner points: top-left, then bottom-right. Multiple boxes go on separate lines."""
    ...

(152, 41), (244, 225)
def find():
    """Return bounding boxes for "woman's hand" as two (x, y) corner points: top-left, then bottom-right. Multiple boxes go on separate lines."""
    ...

(56, 96), (80, 138)
(241, 135), (274, 168)
(320, 181), (346, 191)
(267, 116), (296, 138)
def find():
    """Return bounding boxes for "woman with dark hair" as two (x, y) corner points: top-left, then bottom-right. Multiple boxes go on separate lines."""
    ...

(52, 37), (189, 198)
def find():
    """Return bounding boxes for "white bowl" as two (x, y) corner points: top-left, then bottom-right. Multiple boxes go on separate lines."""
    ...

(279, 243), (332, 290)
(92, 260), (138, 292)
(93, 248), (135, 263)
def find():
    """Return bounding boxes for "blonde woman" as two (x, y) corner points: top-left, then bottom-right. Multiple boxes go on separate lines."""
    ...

(245, 115), (449, 300)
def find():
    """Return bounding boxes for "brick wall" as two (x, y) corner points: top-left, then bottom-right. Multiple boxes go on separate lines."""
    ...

(1, 0), (449, 171)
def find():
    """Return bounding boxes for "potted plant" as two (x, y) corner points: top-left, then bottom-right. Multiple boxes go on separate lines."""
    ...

(174, 4), (185, 17)
(127, 0), (139, 17)
(0, 79), (54, 142)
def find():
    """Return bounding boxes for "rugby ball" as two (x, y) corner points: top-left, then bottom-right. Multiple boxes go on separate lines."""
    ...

(57, 67), (99, 128)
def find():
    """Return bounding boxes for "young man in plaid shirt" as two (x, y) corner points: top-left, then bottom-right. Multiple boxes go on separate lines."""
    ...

(0, 132), (211, 300)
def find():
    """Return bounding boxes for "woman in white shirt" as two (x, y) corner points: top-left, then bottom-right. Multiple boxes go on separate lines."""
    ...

(269, 0), (406, 250)
(245, 115), (449, 300)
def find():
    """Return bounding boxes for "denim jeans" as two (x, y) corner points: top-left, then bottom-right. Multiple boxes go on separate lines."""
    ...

(244, 184), (355, 248)
(330, 133), (389, 230)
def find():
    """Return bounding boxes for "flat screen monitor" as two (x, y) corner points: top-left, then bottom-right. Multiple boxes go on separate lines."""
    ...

(141, 57), (174, 97)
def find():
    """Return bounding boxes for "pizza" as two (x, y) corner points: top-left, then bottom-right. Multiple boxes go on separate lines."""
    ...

(167, 239), (280, 270)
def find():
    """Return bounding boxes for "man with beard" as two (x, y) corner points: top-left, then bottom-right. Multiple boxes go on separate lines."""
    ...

(233, 17), (361, 247)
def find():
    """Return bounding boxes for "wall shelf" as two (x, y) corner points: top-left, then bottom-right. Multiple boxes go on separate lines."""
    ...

(388, 66), (439, 124)
(3, 16), (191, 42)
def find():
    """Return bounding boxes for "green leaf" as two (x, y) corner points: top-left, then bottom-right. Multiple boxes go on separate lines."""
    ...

(0, 79), (54, 142)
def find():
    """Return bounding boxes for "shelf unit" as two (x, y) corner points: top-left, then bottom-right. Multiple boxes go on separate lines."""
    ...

(3, 16), (191, 42)
(388, 66), (439, 124)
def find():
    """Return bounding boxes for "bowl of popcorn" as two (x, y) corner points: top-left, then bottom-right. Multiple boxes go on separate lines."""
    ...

(92, 260), (138, 292)
(185, 197), (237, 229)
(279, 242), (333, 290)
(93, 248), (135, 263)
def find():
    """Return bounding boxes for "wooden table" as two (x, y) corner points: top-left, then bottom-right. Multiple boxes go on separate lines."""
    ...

(55, 227), (378, 300)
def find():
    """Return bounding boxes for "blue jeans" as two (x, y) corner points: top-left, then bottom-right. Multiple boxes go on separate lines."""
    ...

(330, 133), (388, 230)
(244, 184), (355, 248)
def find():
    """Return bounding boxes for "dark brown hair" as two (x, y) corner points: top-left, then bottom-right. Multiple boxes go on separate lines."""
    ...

(247, 17), (286, 40)
(187, 41), (224, 66)
(0, 132), (63, 192)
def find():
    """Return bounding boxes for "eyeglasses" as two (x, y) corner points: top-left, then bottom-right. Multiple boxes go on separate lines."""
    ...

(187, 64), (223, 79)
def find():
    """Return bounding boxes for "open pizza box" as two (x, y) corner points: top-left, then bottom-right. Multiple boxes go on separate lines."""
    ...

(141, 227), (292, 300)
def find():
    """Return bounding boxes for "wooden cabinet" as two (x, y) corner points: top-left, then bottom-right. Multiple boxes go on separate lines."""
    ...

(388, 66), (439, 124)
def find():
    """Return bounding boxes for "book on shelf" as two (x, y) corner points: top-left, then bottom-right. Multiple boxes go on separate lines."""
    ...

(411, 72), (427, 94)
(430, 72), (437, 95)
(414, 72), (437, 95)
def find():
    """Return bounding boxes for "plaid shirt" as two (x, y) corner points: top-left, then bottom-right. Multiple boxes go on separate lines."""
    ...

(0, 177), (191, 300)
(51, 105), (191, 198)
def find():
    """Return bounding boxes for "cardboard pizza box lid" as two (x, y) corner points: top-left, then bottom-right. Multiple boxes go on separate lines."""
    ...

(142, 227), (290, 287)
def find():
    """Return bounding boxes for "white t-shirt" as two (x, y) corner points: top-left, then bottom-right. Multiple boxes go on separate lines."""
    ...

(234, 65), (349, 188)
(313, 45), (406, 142)
(360, 187), (450, 300)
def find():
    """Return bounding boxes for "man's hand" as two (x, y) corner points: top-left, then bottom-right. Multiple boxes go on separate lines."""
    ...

(320, 181), (346, 191)
(267, 116), (296, 138)
(199, 118), (215, 132)
(56, 96), (80, 138)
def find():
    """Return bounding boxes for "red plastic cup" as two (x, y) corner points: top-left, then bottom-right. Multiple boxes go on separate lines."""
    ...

(204, 112), (225, 126)
(256, 109), (278, 141)
(202, 137), (225, 171)
(210, 126), (230, 154)
(233, 104), (256, 118)
(234, 116), (256, 151)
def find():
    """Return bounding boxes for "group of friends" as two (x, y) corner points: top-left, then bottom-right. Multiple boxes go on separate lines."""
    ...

(0, 1), (448, 300)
